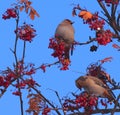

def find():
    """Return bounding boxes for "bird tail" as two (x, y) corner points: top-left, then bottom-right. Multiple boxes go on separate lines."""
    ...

(104, 90), (120, 108)
(64, 47), (70, 59)
(64, 43), (74, 60)
(103, 89), (115, 102)
(71, 44), (74, 56)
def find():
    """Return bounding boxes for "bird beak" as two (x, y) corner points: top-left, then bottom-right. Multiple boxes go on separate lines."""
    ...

(71, 21), (74, 24)
(79, 87), (82, 90)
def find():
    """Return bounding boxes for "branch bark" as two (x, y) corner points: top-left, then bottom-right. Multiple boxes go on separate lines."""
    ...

(68, 108), (120, 115)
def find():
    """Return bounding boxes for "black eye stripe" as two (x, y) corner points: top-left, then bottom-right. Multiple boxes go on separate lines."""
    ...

(64, 19), (72, 23)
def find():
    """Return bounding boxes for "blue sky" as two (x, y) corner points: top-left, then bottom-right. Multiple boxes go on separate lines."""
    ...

(0, 0), (120, 115)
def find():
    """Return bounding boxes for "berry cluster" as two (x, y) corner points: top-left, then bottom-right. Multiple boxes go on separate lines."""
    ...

(16, 60), (36, 76)
(12, 91), (21, 96)
(75, 93), (98, 110)
(49, 38), (65, 58)
(79, 11), (113, 45)
(14, 78), (36, 89)
(15, 23), (36, 42)
(0, 60), (38, 96)
(99, 0), (119, 6)
(40, 64), (46, 73)
(0, 73), (14, 88)
(63, 99), (80, 112)
(48, 38), (71, 70)
(63, 92), (98, 112)
(42, 107), (51, 115)
(96, 30), (113, 45)
(89, 19), (105, 30)
(84, 13), (105, 31)
(86, 62), (105, 77)
(60, 59), (70, 70)
(86, 59), (112, 84)
(2, 8), (17, 20)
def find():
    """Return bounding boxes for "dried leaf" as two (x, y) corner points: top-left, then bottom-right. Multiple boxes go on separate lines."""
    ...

(112, 44), (120, 49)
(29, 9), (40, 20)
(78, 10), (93, 20)
(20, 0), (26, 3)
(29, 10), (35, 20)
(19, 0), (40, 20)
(26, 94), (43, 115)
(19, 6), (24, 11)
(27, 94), (33, 98)
(100, 57), (113, 64)
(28, 1), (32, 5)
(32, 8), (40, 17)
(34, 10), (40, 17)
(100, 71), (112, 83)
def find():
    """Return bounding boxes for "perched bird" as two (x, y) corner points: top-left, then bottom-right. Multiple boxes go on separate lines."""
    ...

(75, 75), (116, 102)
(55, 19), (74, 60)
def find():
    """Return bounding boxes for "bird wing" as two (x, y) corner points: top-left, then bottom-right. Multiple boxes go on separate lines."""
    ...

(88, 76), (116, 99)
(71, 43), (74, 56)
(88, 76), (107, 88)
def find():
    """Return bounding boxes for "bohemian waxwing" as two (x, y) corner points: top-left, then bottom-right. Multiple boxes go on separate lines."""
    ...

(55, 19), (74, 60)
(75, 76), (116, 102)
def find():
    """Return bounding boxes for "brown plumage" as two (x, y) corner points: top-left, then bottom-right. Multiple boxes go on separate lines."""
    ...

(75, 76), (116, 102)
(55, 19), (74, 59)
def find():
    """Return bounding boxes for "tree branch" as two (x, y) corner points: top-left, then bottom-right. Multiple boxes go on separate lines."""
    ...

(17, 79), (24, 115)
(75, 37), (96, 46)
(68, 108), (120, 115)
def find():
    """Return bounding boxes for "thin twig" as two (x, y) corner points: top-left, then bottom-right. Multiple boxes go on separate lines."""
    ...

(54, 90), (66, 115)
(111, 94), (120, 115)
(97, 0), (111, 19)
(22, 41), (26, 60)
(17, 79), (24, 115)
(14, 11), (19, 64)
(35, 61), (60, 70)
(75, 38), (96, 45)
(14, 9), (24, 115)
(97, 0), (119, 34)
(113, 1), (120, 16)
(68, 108), (120, 115)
